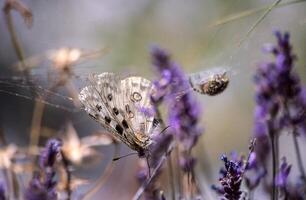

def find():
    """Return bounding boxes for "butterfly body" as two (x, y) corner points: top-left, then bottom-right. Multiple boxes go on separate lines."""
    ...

(79, 73), (157, 157)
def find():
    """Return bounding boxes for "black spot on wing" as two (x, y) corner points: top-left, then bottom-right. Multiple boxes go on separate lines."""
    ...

(104, 116), (111, 124)
(115, 124), (123, 135)
(122, 119), (129, 129)
(113, 107), (119, 115)
(96, 104), (102, 112)
(107, 94), (113, 101)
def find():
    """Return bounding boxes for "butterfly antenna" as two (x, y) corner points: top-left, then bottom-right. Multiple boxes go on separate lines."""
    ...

(112, 152), (138, 161)
(146, 156), (151, 177)
(160, 125), (171, 135)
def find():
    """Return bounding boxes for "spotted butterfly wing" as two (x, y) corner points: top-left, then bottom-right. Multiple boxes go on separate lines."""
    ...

(120, 76), (156, 145)
(79, 73), (156, 155)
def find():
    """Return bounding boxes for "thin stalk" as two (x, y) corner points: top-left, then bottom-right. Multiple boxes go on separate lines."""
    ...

(274, 134), (279, 199)
(80, 143), (120, 200)
(155, 108), (176, 200)
(167, 154), (175, 200)
(283, 102), (306, 181)
(238, 0), (282, 46)
(292, 130), (306, 180)
(29, 82), (62, 153)
(4, 10), (26, 65)
(267, 120), (277, 200)
(175, 145), (183, 198)
(29, 101), (45, 153)
(212, 0), (306, 27)
(3, 2), (44, 156)
(60, 151), (72, 200)
(132, 142), (174, 200)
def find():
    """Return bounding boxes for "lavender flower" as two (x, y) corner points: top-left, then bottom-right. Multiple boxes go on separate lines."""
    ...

(151, 46), (202, 152)
(274, 158), (306, 199)
(40, 139), (62, 168)
(212, 154), (244, 200)
(276, 158), (291, 190)
(24, 173), (57, 200)
(257, 30), (306, 135)
(285, 178), (306, 200)
(25, 139), (62, 200)
(0, 182), (5, 200)
(150, 46), (203, 199)
(253, 31), (306, 198)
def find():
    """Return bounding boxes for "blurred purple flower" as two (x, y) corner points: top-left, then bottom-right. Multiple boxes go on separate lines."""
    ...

(148, 133), (173, 168)
(24, 173), (57, 200)
(40, 139), (62, 168)
(150, 46), (203, 151)
(150, 46), (203, 198)
(25, 139), (62, 200)
(276, 158), (291, 190)
(285, 177), (306, 200)
(0, 182), (5, 200)
(253, 31), (306, 193)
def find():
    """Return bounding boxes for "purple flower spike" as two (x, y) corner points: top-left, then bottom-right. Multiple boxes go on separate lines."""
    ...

(150, 46), (203, 198)
(0, 182), (5, 200)
(39, 139), (62, 168)
(150, 46), (203, 150)
(24, 174), (57, 200)
(216, 154), (243, 200)
(25, 139), (62, 200)
(276, 158), (291, 189)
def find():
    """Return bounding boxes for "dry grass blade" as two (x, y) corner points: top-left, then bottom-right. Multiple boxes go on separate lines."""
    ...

(80, 143), (120, 200)
(211, 0), (306, 27)
(238, 0), (282, 46)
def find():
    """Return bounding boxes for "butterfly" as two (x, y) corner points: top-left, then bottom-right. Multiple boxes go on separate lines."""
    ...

(78, 72), (158, 157)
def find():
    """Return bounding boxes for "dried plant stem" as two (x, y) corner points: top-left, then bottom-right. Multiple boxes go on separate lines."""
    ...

(80, 144), (119, 200)
(212, 0), (306, 27)
(10, 169), (20, 199)
(175, 145), (183, 197)
(3, 1), (34, 90)
(132, 142), (174, 200)
(4, 9), (25, 65)
(274, 134), (279, 199)
(29, 83), (62, 153)
(60, 151), (72, 200)
(167, 154), (175, 200)
(267, 120), (277, 200)
(29, 101), (45, 152)
(292, 131), (306, 180)
(3, 2), (45, 156)
(283, 103), (306, 181)
(155, 108), (176, 199)
(238, 0), (282, 46)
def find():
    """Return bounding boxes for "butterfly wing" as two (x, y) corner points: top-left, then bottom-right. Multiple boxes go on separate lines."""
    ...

(120, 76), (156, 145)
(79, 73), (152, 152)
